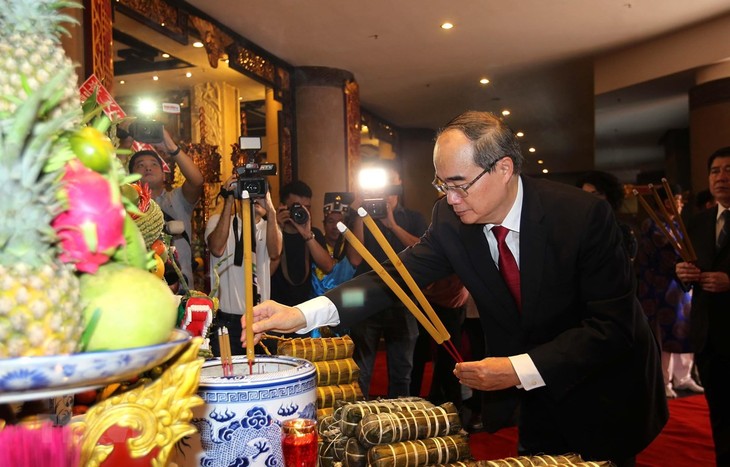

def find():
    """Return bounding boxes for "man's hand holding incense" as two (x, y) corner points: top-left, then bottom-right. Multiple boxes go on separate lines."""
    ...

(240, 300), (307, 345)
(454, 357), (521, 391)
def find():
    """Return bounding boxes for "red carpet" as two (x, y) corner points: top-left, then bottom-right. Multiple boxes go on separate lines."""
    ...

(371, 352), (715, 466)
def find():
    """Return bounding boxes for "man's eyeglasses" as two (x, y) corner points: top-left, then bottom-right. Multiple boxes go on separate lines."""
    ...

(432, 158), (503, 198)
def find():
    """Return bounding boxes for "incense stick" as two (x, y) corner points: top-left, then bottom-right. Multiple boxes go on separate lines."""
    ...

(217, 327), (232, 377)
(336, 222), (444, 344)
(633, 189), (692, 262)
(661, 178), (697, 262)
(241, 191), (255, 374)
(357, 208), (451, 341)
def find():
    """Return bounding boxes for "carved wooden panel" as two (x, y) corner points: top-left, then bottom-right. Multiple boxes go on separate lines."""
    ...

(84, 0), (114, 92)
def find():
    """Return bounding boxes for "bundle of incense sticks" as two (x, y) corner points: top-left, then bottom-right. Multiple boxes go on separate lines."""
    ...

(241, 192), (255, 375)
(336, 208), (464, 364)
(218, 326), (234, 377)
(633, 178), (696, 263)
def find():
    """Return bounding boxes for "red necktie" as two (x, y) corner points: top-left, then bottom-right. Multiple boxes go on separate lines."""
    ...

(492, 225), (521, 311)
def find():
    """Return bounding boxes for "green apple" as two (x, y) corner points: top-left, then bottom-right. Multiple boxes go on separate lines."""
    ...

(80, 263), (178, 351)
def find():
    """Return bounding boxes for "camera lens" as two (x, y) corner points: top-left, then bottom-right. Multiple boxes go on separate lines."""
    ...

(290, 203), (309, 225)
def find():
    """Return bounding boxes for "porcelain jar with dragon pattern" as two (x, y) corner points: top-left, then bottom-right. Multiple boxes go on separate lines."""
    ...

(172, 355), (317, 466)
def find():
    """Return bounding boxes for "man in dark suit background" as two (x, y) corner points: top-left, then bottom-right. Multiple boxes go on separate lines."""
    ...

(246, 111), (668, 466)
(676, 147), (730, 466)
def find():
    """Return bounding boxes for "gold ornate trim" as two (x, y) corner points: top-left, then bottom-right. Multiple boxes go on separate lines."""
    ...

(71, 338), (204, 467)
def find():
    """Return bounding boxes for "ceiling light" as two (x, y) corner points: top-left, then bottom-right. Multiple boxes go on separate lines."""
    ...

(119, 80), (125, 85)
(192, 41), (204, 48)
(528, 147), (536, 153)
(161, 53), (170, 58)
(160, 22), (165, 27)
(501, 110), (510, 116)
(537, 159), (544, 164)
(479, 78), (489, 85)
(185, 72), (192, 78)
(441, 22), (454, 30)
(238, 97), (243, 100)
(515, 131), (524, 137)
(542, 168), (549, 174)
(152, 75), (159, 81)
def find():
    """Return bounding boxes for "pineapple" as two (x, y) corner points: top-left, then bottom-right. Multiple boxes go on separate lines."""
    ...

(0, 0), (84, 358)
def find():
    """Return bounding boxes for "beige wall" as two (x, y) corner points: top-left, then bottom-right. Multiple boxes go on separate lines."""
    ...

(399, 129), (440, 223)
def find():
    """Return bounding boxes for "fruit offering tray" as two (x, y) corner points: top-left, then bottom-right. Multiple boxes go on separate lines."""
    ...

(0, 329), (192, 404)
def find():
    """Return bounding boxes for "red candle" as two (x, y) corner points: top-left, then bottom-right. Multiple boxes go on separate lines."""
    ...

(281, 418), (317, 466)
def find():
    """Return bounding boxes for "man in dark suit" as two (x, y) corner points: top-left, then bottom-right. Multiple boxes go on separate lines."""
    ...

(246, 111), (668, 465)
(676, 147), (730, 466)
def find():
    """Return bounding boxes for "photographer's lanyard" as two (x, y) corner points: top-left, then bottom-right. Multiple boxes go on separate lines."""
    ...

(232, 200), (256, 267)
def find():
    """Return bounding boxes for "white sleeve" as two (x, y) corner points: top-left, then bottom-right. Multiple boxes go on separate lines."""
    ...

(508, 353), (546, 391)
(294, 296), (341, 334)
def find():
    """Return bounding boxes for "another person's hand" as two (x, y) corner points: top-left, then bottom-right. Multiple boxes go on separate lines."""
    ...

(240, 300), (307, 346)
(454, 357), (521, 391)
(151, 127), (178, 159)
(380, 202), (396, 229)
(676, 261), (701, 283)
(698, 271), (730, 293)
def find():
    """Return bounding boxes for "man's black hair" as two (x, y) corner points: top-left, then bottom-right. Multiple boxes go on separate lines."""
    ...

(279, 180), (312, 201)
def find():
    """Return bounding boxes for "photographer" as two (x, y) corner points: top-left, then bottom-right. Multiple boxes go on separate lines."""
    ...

(311, 193), (364, 297)
(270, 181), (334, 307)
(353, 160), (428, 398)
(205, 173), (282, 355)
(127, 126), (204, 285)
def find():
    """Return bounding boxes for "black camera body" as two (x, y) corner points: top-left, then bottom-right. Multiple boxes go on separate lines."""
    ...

(234, 162), (277, 199)
(361, 185), (402, 219)
(362, 199), (388, 219)
(128, 119), (164, 144)
(289, 203), (309, 225)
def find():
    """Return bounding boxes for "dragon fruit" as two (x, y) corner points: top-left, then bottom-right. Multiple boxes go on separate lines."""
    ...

(52, 160), (126, 273)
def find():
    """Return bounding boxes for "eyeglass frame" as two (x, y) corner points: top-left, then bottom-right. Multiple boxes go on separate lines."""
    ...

(431, 157), (505, 198)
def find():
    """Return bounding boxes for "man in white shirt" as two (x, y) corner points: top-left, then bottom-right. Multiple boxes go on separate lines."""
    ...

(205, 174), (281, 355)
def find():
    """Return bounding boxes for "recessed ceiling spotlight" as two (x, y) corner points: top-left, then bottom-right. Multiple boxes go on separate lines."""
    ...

(441, 22), (454, 30)
(528, 147), (536, 153)
(501, 110), (510, 116)
(515, 131), (524, 137)
(152, 75), (159, 81)
(537, 159), (544, 164)
(192, 41), (204, 48)
(185, 72), (192, 78)
(161, 53), (170, 58)
(479, 78), (490, 85)
(160, 22), (165, 27)
(119, 80), (125, 85)
(542, 168), (549, 174)
(238, 97), (243, 101)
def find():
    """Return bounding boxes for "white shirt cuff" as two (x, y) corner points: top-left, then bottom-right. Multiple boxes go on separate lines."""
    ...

(508, 353), (546, 391)
(294, 296), (340, 334)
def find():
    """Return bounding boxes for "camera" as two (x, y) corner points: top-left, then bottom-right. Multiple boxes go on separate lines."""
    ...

(289, 203), (309, 225)
(361, 185), (402, 219)
(233, 136), (276, 199)
(127, 119), (164, 144)
(234, 162), (277, 199)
